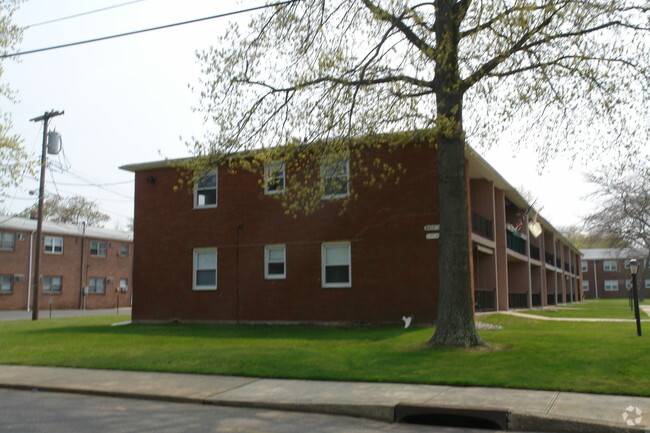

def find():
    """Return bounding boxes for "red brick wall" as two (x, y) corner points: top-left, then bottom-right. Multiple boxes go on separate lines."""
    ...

(132, 143), (440, 324)
(582, 259), (649, 300)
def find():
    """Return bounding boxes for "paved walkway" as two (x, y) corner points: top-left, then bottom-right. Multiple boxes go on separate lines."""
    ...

(0, 308), (131, 321)
(499, 305), (650, 322)
(0, 365), (647, 432)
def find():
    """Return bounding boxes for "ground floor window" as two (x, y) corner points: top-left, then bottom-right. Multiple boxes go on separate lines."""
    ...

(88, 278), (106, 294)
(322, 242), (351, 288)
(604, 280), (619, 291)
(646, 279), (650, 289)
(265, 244), (286, 279)
(0, 275), (13, 293)
(119, 278), (128, 292)
(582, 280), (589, 291)
(194, 248), (217, 290)
(43, 276), (62, 294)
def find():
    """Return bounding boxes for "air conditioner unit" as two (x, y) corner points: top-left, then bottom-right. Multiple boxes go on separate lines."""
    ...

(107, 278), (114, 284)
(14, 274), (24, 282)
(17, 233), (25, 241)
(108, 242), (114, 248)
(120, 286), (128, 293)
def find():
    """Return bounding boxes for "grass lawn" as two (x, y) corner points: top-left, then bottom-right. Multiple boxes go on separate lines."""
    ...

(521, 299), (650, 319)
(1, 310), (649, 397)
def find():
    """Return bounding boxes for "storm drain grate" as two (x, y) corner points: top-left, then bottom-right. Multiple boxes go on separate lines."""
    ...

(395, 404), (508, 430)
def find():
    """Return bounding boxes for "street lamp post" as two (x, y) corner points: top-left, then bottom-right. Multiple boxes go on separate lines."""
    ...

(629, 259), (642, 337)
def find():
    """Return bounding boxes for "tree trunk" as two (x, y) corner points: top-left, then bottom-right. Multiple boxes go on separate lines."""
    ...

(429, 0), (482, 347)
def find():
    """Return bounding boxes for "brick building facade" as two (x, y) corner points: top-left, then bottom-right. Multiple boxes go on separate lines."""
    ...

(0, 217), (133, 311)
(581, 248), (649, 299)
(122, 139), (581, 324)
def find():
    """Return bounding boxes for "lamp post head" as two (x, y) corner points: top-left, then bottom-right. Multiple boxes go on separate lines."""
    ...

(629, 259), (639, 275)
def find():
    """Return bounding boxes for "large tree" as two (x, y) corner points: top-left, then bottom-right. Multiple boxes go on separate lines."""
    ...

(186, 0), (649, 346)
(0, 0), (30, 197)
(19, 194), (110, 227)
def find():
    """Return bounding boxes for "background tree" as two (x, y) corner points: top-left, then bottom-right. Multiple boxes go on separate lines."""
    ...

(19, 194), (110, 227)
(185, 0), (649, 346)
(0, 0), (31, 198)
(559, 224), (629, 249)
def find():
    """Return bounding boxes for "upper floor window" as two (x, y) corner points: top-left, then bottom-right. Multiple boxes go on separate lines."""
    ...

(194, 248), (217, 290)
(582, 280), (589, 291)
(0, 275), (13, 293)
(603, 260), (617, 272)
(264, 162), (285, 195)
(322, 242), (351, 288)
(87, 277), (106, 294)
(264, 244), (286, 279)
(90, 240), (107, 257)
(194, 170), (217, 208)
(320, 159), (349, 199)
(120, 244), (129, 257)
(44, 236), (63, 254)
(0, 231), (15, 251)
(42, 276), (62, 294)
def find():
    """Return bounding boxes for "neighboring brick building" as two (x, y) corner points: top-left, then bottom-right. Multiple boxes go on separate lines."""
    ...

(0, 217), (133, 311)
(121, 139), (582, 324)
(581, 248), (649, 299)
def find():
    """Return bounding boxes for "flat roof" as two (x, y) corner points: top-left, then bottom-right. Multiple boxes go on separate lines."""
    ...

(0, 217), (132, 242)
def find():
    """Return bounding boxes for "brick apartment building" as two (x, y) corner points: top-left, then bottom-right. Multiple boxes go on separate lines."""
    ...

(121, 138), (582, 324)
(581, 248), (649, 299)
(0, 217), (133, 311)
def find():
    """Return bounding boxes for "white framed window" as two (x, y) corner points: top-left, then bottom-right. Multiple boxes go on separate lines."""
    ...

(42, 276), (62, 294)
(193, 248), (217, 290)
(88, 277), (106, 294)
(322, 241), (351, 288)
(603, 260), (617, 271)
(194, 170), (218, 208)
(645, 279), (650, 289)
(90, 240), (107, 257)
(44, 236), (63, 254)
(120, 244), (129, 257)
(626, 279), (632, 289)
(582, 280), (589, 291)
(581, 261), (588, 272)
(0, 275), (13, 293)
(264, 162), (285, 195)
(119, 278), (128, 292)
(320, 158), (349, 199)
(264, 244), (286, 279)
(604, 280), (619, 291)
(0, 231), (14, 251)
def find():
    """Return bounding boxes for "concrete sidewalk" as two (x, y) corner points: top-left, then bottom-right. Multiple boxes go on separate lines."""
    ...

(0, 365), (647, 432)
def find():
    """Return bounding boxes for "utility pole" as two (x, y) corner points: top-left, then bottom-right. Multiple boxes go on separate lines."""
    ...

(29, 110), (64, 321)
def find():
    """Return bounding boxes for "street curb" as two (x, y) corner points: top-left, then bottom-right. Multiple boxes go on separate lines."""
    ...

(2, 382), (648, 432)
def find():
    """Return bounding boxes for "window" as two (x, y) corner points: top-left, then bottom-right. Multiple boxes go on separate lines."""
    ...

(645, 279), (650, 289)
(265, 244), (286, 279)
(264, 162), (285, 195)
(322, 242), (351, 288)
(88, 278), (106, 294)
(582, 280), (589, 291)
(604, 280), (619, 291)
(581, 261), (588, 272)
(320, 159), (349, 199)
(603, 260), (617, 272)
(194, 170), (217, 208)
(0, 275), (13, 293)
(90, 241), (107, 257)
(119, 278), (128, 292)
(42, 276), (62, 294)
(194, 248), (217, 290)
(626, 279), (632, 289)
(120, 244), (129, 257)
(0, 231), (15, 251)
(44, 236), (63, 254)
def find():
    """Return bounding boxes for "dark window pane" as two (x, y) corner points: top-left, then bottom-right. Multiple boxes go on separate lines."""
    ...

(268, 263), (285, 275)
(196, 270), (216, 286)
(326, 265), (349, 284)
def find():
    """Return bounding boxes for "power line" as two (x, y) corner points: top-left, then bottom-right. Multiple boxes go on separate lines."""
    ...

(2, 0), (296, 59)
(24, 0), (149, 28)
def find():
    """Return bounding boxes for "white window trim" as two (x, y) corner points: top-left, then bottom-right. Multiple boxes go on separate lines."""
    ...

(194, 169), (218, 209)
(320, 159), (349, 200)
(264, 162), (286, 195)
(582, 280), (589, 291)
(43, 276), (62, 294)
(604, 280), (619, 291)
(603, 260), (617, 272)
(44, 236), (64, 255)
(581, 261), (587, 272)
(264, 244), (286, 279)
(321, 241), (352, 288)
(193, 248), (217, 291)
(90, 240), (107, 257)
(88, 277), (106, 294)
(0, 274), (13, 293)
(645, 279), (650, 289)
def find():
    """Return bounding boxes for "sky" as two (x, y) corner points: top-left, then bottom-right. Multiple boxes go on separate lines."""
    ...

(0, 0), (601, 231)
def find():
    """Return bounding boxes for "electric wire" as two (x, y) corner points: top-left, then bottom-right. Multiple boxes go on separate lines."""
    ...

(24, 0), (149, 28)
(2, 0), (297, 59)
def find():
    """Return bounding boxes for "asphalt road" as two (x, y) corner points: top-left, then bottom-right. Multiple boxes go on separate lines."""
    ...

(0, 308), (131, 321)
(0, 389), (508, 433)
